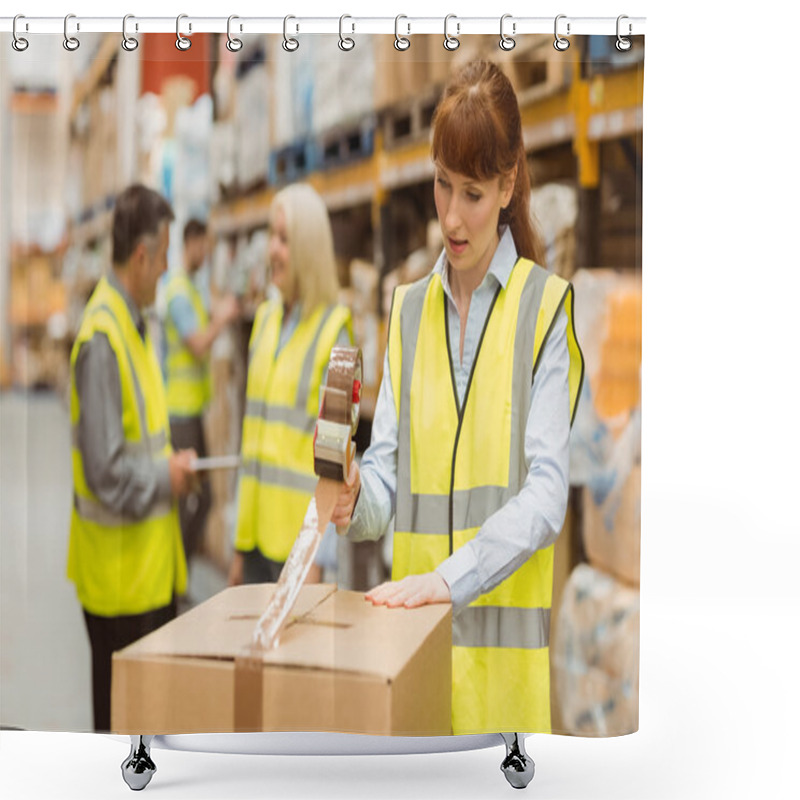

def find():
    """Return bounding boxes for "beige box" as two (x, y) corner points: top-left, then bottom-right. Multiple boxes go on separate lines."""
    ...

(374, 36), (443, 110)
(112, 584), (452, 735)
(551, 564), (639, 737)
(582, 464), (641, 588)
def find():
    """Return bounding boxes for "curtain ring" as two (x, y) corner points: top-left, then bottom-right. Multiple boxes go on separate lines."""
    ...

(12, 14), (29, 52)
(122, 14), (139, 51)
(226, 15), (243, 52)
(63, 14), (80, 51)
(283, 15), (299, 52)
(394, 15), (410, 51)
(176, 14), (191, 51)
(338, 14), (355, 51)
(499, 14), (515, 51)
(443, 14), (460, 51)
(554, 14), (570, 51)
(616, 15), (632, 52)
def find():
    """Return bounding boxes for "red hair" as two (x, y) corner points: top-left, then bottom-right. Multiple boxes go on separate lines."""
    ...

(431, 60), (545, 266)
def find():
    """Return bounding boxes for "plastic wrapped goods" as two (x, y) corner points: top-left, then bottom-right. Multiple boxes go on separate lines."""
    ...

(551, 563), (639, 736)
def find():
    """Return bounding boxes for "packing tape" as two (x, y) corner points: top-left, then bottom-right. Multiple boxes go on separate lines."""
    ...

(233, 650), (264, 732)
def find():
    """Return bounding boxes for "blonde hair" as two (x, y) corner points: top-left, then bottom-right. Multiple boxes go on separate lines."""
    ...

(270, 183), (340, 318)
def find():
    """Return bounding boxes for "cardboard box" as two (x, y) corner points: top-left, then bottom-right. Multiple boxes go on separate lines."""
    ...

(373, 36), (435, 110)
(112, 584), (452, 735)
(582, 464), (641, 587)
(570, 269), (642, 428)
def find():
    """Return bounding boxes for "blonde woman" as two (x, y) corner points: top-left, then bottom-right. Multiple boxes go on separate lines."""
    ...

(229, 183), (352, 586)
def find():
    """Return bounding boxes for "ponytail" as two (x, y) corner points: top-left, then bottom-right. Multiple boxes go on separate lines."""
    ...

(500, 144), (546, 267)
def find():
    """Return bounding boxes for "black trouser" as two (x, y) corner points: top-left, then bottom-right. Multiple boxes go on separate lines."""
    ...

(83, 599), (176, 732)
(170, 415), (212, 566)
(242, 548), (284, 584)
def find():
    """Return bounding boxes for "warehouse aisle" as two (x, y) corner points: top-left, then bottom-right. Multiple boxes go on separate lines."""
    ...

(0, 391), (91, 731)
(0, 391), (229, 732)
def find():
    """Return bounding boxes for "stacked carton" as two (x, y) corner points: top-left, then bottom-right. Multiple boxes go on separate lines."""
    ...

(572, 268), (642, 588)
(551, 268), (641, 736)
(530, 183), (578, 280)
(551, 563), (639, 736)
(268, 36), (316, 150)
(313, 35), (375, 136)
(379, 33), (570, 107)
(373, 36), (454, 111)
(594, 286), (642, 422)
(80, 87), (119, 212)
(234, 64), (271, 188)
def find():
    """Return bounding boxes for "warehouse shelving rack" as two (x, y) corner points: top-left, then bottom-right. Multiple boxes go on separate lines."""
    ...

(207, 48), (643, 245)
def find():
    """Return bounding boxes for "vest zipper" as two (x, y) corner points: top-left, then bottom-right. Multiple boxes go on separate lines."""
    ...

(444, 284), (502, 556)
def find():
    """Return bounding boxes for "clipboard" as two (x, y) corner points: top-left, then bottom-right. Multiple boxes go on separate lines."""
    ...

(189, 455), (242, 473)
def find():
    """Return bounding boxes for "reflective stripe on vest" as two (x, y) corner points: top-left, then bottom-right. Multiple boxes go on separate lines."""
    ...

(67, 277), (186, 617)
(453, 605), (551, 650)
(163, 273), (211, 417)
(234, 301), (352, 560)
(71, 425), (168, 457)
(240, 460), (319, 494)
(243, 399), (316, 432)
(73, 492), (174, 528)
(388, 258), (584, 734)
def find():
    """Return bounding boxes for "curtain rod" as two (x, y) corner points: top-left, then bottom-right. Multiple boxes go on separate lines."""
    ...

(0, 16), (646, 37)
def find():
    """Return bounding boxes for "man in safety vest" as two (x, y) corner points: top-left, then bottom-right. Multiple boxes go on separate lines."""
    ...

(67, 184), (198, 732)
(161, 219), (239, 574)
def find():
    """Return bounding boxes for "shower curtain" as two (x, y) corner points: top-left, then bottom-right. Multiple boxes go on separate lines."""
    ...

(0, 23), (644, 742)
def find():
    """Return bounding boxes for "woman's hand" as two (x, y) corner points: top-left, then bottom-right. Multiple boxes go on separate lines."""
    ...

(366, 572), (451, 609)
(331, 460), (360, 527)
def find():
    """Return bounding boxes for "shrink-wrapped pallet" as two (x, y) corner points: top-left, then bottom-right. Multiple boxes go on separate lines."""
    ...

(551, 563), (639, 736)
(312, 36), (375, 136)
(234, 65), (270, 187)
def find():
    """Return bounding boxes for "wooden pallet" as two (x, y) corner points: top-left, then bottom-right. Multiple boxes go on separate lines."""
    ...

(380, 90), (441, 150)
(315, 118), (376, 171)
(510, 39), (574, 107)
(267, 138), (317, 185)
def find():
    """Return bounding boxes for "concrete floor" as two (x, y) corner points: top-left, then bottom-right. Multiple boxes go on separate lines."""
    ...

(0, 390), (226, 732)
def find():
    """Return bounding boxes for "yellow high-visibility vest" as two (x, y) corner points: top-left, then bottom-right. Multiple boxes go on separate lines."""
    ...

(163, 271), (211, 417)
(67, 277), (187, 617)
(235, 300), (353, 562)
(388, 258), (584, 734)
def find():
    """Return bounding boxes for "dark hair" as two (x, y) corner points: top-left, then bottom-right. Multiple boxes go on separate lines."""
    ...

(112, 184), (174, 266)
(183, 218), (208, 243)
(431, 60), (545, 266)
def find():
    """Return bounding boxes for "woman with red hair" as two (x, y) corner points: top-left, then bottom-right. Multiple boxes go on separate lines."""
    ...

(333, 60), (584, 779)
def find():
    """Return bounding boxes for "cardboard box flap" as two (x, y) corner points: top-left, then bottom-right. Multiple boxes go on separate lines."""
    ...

(257, 591), (451, 679)
(117, 585), (451, 681)
(118, 584), (336, 660)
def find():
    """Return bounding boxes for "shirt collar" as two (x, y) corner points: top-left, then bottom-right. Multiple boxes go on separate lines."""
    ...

(433, 225), (518, 297)
(107, 269), (147, 340)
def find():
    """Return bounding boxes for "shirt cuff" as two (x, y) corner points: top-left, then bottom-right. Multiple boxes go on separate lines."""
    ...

(344, 483), (376, 542)
(154, 458), (173, 505)
(435, 545), (482, 613)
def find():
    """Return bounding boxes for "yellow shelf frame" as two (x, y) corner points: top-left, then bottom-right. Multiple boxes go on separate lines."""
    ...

(210, 64), (643, 236)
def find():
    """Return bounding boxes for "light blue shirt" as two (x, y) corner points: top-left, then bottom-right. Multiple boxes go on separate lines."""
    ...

(168, 292), (200, 341)
(161, 270), (205, 381)
(345, 227), (571, 612)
